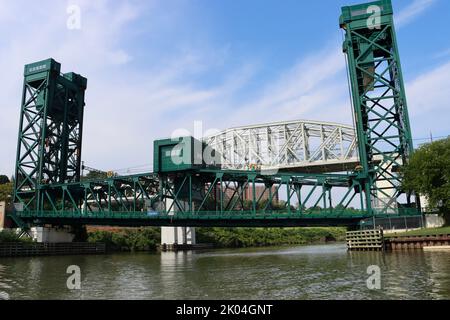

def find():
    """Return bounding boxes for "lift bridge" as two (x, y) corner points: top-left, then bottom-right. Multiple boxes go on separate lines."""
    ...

(10, 0), (421, 230)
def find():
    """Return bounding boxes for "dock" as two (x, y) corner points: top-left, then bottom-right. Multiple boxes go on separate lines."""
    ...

(347, 229), (450, 251)
(386, 234), (450, 250)
(346, 229), (384, 251)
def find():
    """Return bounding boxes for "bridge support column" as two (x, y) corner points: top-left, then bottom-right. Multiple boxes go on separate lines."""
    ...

(30, 226), (75, 243)
(160, 198), (196, 250)
(372, 156), (399, 215)
(0, 201), (5, 230)
(161, 227), (196, 246)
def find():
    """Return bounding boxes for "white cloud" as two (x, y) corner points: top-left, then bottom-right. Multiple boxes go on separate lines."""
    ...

(405, 60), (450, 139)
(228, 44), (351, 127)
(395, 0), (436, 27)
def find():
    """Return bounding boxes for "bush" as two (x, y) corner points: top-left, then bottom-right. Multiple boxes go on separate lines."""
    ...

(196, 227), (346, 248)
(0, 229), (33, 243)
(87, 228), (161, 251)
(0, 229), (20, 242)
(86, 226), (347, 251)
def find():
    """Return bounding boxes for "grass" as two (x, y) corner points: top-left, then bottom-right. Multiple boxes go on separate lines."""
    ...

(384, 226), (450, 238)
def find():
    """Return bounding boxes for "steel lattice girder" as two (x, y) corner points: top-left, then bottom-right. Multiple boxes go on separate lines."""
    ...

(204, 120), (358, 173)
(15, 168), (419, 227)
(23, 170), (361, 214)
(13, 59), (87, 212)
(340, 0), (418, 215)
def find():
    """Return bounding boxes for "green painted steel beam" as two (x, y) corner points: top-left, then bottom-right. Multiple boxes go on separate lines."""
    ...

(340, 0), (420, 216)
(13, 58), (87, 212)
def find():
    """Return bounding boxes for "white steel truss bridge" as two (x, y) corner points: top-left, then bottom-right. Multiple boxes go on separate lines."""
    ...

(204, 120), (359, 173)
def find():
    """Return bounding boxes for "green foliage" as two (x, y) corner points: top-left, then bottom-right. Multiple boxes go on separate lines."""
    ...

(0, 229), (33, 243)
(196, 227), (346, 248)
(403, 138), (450, 223)
(86, 227), (346, 251)
(88, 228), (161, 251)
(0, 182), (13, 205)
(81, 171), (108, 181)
(0, 229), (20, 242)
(0, 175), (10, 185)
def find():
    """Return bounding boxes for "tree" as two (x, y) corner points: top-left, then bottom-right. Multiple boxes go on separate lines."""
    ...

(0, 182), (13, 205)
(81, 170), (108, 181)
(402, 138), (450, 224)
(0, 175), (10, 185)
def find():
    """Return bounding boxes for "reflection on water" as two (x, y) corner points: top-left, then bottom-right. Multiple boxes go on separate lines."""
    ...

(0, 244), (449, 300)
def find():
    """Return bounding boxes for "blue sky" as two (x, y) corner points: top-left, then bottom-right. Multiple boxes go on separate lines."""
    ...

(0, 0), (449, 175)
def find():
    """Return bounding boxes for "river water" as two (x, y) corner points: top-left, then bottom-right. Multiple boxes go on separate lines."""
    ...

(0, 243), (449, 300)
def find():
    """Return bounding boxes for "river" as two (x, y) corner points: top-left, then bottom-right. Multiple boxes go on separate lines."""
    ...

(0, 243), (449, 300)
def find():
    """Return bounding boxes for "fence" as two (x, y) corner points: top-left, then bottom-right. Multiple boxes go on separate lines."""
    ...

(359, 215), (424, 231)
(0, 242), (106, 257)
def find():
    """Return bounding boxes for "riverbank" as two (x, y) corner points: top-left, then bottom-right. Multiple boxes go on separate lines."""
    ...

(0, 226), (347, 253)
(195, 227), (346, 248)
(383, 226), (450, 250)
(384, 226), (450, 238)
(86, 226), (347, 251)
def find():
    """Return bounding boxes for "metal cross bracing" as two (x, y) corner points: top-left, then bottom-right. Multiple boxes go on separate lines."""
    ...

(204, 120), (359, 173)
(340, 0), (419, 215)
(15, 167), (418, 227)
(13, 58), (87, 212)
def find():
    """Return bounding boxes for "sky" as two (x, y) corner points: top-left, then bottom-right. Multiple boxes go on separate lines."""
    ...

(0, 0), (449, 176)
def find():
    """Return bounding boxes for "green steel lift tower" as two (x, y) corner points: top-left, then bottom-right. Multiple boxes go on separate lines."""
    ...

(340, 0), (418, 215)
(13, 59), (87, 211)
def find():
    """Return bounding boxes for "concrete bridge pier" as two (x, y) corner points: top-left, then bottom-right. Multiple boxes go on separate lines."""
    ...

(161, 227), (196, 246)
(0, 201), (6, 230)
(1, 201), (75, 242)
(160, 199), (196, 250)
(30, 226), (75, 243)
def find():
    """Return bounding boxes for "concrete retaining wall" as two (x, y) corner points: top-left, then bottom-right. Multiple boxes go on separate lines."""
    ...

(425, 214), (445, 228)
(0, 201), (5, 230)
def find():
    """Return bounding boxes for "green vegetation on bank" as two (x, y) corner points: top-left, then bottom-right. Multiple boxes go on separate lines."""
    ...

(85, 227), (346, 251)
(0, 229), (33, 243)
(87, 228), (160, 251)
(385, 226), (450, 238)
(1, 226), (346, 249)
(196, 227), (346, 248)
(402, 137), (450, 225)
(0, 175), (13, 206)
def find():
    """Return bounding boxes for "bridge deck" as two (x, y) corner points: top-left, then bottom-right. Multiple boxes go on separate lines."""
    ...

(15, 211), (417, 228)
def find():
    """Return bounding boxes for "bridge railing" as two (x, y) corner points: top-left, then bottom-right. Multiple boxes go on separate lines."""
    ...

(16, 207), (419, 221)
